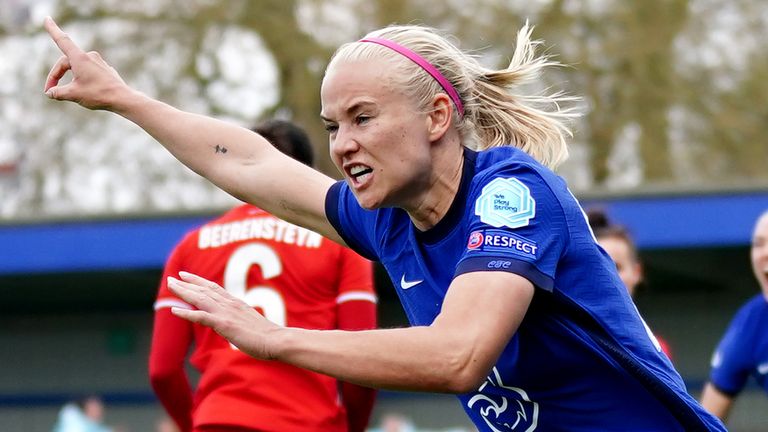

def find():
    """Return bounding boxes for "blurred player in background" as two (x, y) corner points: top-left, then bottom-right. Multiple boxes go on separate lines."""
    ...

(701, 209), (768, 421)
(51, 395), (114, 432)
(148, 119), (378, 432)
(586, 208), (673, 360)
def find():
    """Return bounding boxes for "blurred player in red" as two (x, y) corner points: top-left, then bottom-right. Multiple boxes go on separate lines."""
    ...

(149, 119), (378, 432)
(587, 208), (673, 360)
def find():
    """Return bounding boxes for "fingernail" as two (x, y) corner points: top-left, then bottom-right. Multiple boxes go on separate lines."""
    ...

(167, 276), (178, 285)
(179, 271), (191, 278)
(45, 89), (53, 98)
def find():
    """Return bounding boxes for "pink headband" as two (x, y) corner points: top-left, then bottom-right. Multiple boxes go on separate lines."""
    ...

(359, 37), (464, 117)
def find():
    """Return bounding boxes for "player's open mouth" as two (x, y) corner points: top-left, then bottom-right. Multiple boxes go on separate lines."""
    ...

(348, 164), (373, 186)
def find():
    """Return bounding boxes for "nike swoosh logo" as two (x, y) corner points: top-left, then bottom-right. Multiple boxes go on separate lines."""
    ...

(400, 275), (423, 290)
(758, 362), (768, 375)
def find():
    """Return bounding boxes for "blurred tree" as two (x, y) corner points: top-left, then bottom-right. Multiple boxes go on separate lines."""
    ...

(1, 0), (766, 219)
(672, 0), (768, 185)
(239, 0), (335, 173)
(2, 0), (282, 217)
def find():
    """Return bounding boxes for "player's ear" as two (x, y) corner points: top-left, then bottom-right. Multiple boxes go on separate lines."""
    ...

(426, 93), (452, 142)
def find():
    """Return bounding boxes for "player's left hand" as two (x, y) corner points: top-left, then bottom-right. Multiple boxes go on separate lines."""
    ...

(167, 271), (280, 360)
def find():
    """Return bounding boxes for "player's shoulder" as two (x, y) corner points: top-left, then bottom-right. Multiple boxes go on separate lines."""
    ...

(734, 293), (768, 323)
(474, 146), (553, 173)
(474, 146), (538, 172)
(472, 147), (564, 191)
(722, 294), (768, 341)
(334, 180), (410, 236)
(469, 146), (572, 217)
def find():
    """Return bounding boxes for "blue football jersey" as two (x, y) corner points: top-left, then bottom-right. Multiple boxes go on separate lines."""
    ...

(325, 146), (725, 431)
(709, 294), (768, 396)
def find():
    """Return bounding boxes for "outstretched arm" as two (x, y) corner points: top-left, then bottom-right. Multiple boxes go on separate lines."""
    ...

(338, 300), (377, 432)
(168, 270), (533, 393)
(335, 252), (378, 432)
(43, 17), (340, 242)
(149, 309), (194, 432)
(700, 382), (734, 422)
(149, 246), (195, 432)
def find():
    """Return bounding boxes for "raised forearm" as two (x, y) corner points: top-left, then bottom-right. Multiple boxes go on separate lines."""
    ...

(341, 381), (376, 432)
(117, 90), (274, 197)
(114, 90), (337, 235)
(700, 382), (734, 421)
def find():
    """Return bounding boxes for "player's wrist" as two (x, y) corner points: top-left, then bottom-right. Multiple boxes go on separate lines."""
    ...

(267, 325), (295, 361)
(114, 87), (157, 119)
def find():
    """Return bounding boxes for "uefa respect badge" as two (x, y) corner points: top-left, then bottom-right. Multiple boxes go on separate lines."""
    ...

(474, 177), (536, 228)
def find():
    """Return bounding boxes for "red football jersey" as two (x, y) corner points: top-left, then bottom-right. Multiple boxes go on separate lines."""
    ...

(152, 204), (376, 432)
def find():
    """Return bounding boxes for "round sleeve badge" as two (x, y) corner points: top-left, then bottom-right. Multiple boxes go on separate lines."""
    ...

(474, 177), (536, 228)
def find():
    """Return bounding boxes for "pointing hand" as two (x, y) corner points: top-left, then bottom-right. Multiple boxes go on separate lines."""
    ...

(44, 16), (128, 110)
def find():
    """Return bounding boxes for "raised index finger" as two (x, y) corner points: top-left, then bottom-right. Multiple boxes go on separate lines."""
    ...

(44, 16), (84, 57)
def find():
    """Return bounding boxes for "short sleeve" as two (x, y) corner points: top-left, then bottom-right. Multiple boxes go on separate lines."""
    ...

(455, 166), (568, 291)
(324, 181), (379, 261)
(336, 247), (377, 304)
(709, 304), (754, 395)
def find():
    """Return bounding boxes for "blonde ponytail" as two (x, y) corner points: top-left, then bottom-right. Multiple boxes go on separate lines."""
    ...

(460, 24), (579, 169)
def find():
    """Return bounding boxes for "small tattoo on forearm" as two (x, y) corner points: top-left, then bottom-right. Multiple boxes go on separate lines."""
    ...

(214, 145), (228, 154)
